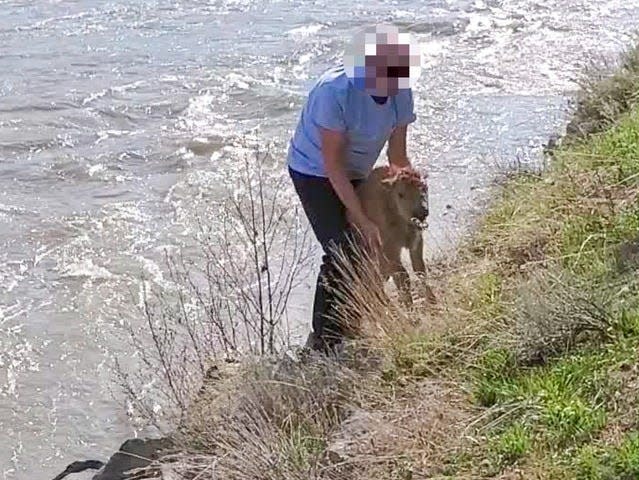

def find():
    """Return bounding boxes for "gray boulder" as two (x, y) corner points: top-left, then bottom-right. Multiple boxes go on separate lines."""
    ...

(92, 437), (174, 480)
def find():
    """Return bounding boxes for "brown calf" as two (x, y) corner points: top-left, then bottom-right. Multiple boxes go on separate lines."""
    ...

(352, 166), (431, 306)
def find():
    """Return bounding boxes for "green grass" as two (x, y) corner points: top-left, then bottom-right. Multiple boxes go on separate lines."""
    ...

(468, 272), (504, 319)
(614, 306), (639, 338)
(281, 423), (327, 470)
(489, 422), (532, 467)
(573, 433), (639, 479)
(590, 111), (639, 169)
(472, 347), (518, 407)
(379, 47), (639, 479)
(472, 106), (639, 276)
(473, 348), (613, 441)
(457, 333), (639, 477)
(386, 330), (469, 380)
(428, 71), (639, 478)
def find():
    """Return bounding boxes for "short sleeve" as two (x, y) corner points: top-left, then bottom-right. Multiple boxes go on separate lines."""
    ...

(308, 85), (346, 133)
(395, 89), (417, 127)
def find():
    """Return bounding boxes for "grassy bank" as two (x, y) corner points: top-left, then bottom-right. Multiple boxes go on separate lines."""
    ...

(144, 44), (639, 480)
(383, 43), (639, 478)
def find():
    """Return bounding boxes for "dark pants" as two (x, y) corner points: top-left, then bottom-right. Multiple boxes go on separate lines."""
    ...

(288, 167), (363, 347)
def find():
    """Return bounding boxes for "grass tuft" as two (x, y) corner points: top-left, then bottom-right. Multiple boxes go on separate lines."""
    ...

(567, 41), (639, 139)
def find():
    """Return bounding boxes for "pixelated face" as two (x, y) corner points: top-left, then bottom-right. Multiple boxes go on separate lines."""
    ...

(343, 24), (422, 96)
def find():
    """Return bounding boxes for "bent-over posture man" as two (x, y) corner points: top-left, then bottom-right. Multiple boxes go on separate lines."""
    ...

(287, 24), (424, 352)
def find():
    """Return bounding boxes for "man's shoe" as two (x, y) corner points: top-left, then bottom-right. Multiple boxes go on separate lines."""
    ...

(305, 330), (325, 351)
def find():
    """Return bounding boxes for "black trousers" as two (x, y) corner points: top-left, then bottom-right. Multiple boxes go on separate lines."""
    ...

(288, 167), (363, 344)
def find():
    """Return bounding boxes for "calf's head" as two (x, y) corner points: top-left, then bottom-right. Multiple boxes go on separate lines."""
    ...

(381, 168), (429, 225)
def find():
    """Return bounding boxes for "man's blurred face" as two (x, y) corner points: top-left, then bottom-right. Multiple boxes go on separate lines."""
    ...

(344, 25), (422, 97)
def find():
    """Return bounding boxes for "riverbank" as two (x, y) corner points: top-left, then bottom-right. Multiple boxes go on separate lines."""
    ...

(96, 42), (639, 480)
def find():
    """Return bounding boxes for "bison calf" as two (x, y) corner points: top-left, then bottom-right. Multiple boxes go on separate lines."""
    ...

(352, 166), (431, 306)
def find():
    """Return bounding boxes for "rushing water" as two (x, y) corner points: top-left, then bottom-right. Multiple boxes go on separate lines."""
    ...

(1, 0), (639, 478)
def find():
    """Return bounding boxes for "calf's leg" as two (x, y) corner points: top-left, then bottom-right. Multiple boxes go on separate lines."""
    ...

(386, 247), (412, 307)
(408, 230), (437, 304)
(409, 230), (426, 274)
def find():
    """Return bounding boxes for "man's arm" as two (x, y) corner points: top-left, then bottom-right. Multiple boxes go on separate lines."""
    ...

(387, 124), (411, 169)
(321, 127), (382, 250)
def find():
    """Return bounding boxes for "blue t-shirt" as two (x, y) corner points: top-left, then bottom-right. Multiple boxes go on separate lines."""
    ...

(287, 65), (417, 179)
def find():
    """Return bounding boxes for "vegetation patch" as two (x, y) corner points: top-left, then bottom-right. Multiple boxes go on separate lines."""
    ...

(123, 43), (639, 480)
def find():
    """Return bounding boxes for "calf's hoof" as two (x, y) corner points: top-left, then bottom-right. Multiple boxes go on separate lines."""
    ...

(399, 291), (413, 308)
(423, 284), (438, 305)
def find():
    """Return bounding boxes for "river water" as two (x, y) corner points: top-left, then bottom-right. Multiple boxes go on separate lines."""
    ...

(1, 0), (638, 478)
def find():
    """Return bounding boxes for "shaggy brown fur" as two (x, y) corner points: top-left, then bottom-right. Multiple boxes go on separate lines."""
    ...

(352, 166), (432, 306)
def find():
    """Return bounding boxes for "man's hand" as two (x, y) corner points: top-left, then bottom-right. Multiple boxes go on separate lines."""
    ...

(387, 163), (426, 186)
(355, 217), (383, 253)
(345, 209), (382, 252)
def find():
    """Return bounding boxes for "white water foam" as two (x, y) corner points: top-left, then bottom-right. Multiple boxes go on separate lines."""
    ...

(286, 23), (325, 38)
(87, 164), (106, 177)
(174, 92), (243, 143)
(225, 72), (252, 90)
(1, 320), (39, 398)
(60, 258), (114, 280)
(81, 89), (108, 106)
(110, 81), (148, 95)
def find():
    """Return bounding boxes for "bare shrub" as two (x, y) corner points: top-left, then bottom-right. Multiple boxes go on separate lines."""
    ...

(114, 142), (314, 431)
(507, 269), (614, 366)
(567, 40), (639, 139)
(185, 146), (314, 355)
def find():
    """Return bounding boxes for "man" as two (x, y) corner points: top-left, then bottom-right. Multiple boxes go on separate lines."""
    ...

(287, 24), (423, 352)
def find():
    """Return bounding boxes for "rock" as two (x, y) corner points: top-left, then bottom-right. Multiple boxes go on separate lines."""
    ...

(51, 460), (105, 480)
(543, 133), (562, 156)
(92, 437), (174, 480)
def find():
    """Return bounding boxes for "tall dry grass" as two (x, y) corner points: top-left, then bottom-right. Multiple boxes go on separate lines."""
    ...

(123, 236), (471, 480)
